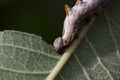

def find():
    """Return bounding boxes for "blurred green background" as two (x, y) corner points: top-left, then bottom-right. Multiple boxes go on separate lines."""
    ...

(0, 0), (75, 44)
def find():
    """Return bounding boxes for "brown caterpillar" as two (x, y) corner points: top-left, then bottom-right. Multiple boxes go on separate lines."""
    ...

(53, 0), (108, 51)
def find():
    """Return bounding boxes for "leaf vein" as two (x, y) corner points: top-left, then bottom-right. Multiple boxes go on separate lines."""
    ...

(0, 67), (51, 74)
(74, 53), (91, 80)
(104, 10), (120, 58)
(86, 37), (114, 80)
(0, 44), (60, 59)
(109, 70), (120, 74)
(33, 54), (45, 71)
(101, 58), (120, 67)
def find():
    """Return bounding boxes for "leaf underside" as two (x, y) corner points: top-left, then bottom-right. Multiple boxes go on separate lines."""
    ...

(0, 0), (120, 80)
(0, 30), (60, 80)
(55, 0), (120, 80)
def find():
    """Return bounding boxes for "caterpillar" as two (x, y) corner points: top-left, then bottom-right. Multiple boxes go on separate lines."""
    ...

(53, 0), (109, 51)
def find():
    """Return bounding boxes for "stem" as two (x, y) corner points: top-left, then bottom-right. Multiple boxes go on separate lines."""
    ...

(46, 15), (96, 80)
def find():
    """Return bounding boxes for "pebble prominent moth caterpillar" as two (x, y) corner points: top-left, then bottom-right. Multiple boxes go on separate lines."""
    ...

(53, 0), (108, 51)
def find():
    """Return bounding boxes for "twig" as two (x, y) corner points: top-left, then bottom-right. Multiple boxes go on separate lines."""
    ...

(46, 15), (96, 80)
(48, 0), (109, 79)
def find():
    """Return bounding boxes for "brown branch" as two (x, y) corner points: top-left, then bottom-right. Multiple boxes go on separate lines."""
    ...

(53, 0), (108, 51)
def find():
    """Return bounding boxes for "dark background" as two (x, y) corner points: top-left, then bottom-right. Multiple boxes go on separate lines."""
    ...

(0, 0), (75, 44)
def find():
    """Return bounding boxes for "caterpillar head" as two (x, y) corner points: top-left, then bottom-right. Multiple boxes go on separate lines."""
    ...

(53, 37), (63, 51)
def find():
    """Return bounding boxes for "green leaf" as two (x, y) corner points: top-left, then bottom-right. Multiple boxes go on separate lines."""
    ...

(1, 0), (120, 80)
(0, 30), (61, 80)
(55, 0), (120, 80)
